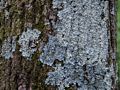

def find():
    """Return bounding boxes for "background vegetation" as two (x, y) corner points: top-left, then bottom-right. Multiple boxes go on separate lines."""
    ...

(117, 0), (120, 87)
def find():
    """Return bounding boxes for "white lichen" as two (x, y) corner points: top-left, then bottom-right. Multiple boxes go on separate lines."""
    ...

(5, 9), (10, 19)
(0, 0), (4, 9)
(1, 36), (16, 59)
(39, 0), (114, 90)
(18, 28), (41, 59)
(39, 35), (66, 66)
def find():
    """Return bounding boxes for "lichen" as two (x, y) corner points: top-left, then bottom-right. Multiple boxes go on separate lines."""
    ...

(0, 0), (4, 9)
(39, 0), (114, 90)
(18, 28), (41, 59)
(1, 36), (16, 59)
(39, 35), (66, 66)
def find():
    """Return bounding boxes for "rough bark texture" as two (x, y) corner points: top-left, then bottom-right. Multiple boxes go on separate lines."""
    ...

(0, 0), (116, 90)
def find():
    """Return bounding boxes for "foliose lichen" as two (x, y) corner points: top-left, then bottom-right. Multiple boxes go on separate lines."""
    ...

(39, 0), (114, 90)
(18, 28), (41, 59)
(1, 36), (16, 59)
(39, 35), (66, 66)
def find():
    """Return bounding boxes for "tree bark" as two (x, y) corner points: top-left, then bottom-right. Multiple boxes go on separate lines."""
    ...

(0, 0), (117, 90)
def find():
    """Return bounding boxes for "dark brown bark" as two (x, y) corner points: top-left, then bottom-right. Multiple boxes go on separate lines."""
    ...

(108, 0), (117, 89)
(0, 0), (56, 90)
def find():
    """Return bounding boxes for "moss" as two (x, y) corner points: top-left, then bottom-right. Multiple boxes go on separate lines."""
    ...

(0, 27), (4, 40)
(34, 22), (45, 32)
(32, 50), (41, 62)
(37, 60), (43, 66)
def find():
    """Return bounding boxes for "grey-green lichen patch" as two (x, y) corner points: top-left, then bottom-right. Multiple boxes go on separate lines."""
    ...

(39, 35), (66, 66)
(39, 0), (115, 90)
(18, 28), (41, 59)
(1, 36), (16, 59)
(46, 63), (113, 90)
(0, 0), (4, 9)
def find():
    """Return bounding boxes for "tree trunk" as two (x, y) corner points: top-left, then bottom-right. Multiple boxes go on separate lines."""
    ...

(0, 0), (117, 90)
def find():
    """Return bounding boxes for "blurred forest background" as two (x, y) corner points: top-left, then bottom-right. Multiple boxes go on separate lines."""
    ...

(117, 0), (120, 86)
